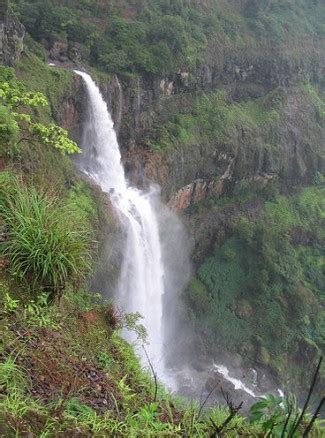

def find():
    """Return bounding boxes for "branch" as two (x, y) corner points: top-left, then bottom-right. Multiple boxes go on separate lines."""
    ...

(288, 356), (323, 437)
(303, 397), (325, 437)
(281, 403), (293, 438)
(16, 137), (33, 146)
(210, 389), (243, 437)
(142, 346), (158, 402)
(197, 383), (219, 420)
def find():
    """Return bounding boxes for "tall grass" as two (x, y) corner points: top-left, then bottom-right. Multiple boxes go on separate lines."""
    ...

(0, 172), (92, 291)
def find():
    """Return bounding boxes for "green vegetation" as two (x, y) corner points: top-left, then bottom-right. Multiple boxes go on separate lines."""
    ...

(148, 88), (282, 152)
(13, 0), (213, 75)
(0, 66), (94, 298)
(0, 66), (79, 160)
(243, 0), (325, 41)
(12, 0), (324, 75)
(0, 172), (93, 292)
(1, 279), (323, 436)
(0, 1), (324, 435)
(0, 278), (251, 436)
(249, 392), (325, 437)
(186, 185), (325, 380)
(16, 52), (76, 123)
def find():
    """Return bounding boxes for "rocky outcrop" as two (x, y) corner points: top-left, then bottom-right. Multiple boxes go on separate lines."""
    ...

(0, 2), (25, 66)
(57, 75), (85, 141)
(50, 30), (324, 214)
(168, 179), (225, 212)
(118, 80), (324, 208)
(55, 62), (324, 217)
(47, 39), (90, 64)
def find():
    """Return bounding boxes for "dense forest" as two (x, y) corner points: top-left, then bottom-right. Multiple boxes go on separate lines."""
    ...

(0, 0), (324, 436)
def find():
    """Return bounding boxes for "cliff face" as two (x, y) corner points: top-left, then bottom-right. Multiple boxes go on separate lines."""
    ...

(11, 0), (324, 209)
(66, 71), (325, 210)
(52, 36), (324, 270)
(113, 43), (324, 209)
(0, 1), (25, 66)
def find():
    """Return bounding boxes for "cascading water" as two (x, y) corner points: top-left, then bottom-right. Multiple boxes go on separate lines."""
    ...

(72, 69), (278, 404)
(75, 71), (168, 381)
(114, 75), (123, 134)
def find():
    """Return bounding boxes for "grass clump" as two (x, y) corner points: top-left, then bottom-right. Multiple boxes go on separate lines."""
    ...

(0, 356), (27, 394)
(0, 172), (93, 292)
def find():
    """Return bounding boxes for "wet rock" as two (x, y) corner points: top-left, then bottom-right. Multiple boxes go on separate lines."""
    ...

(49, 40), (69, 62)
(168, 178), (225, 211)
(0, 3), (25, 66)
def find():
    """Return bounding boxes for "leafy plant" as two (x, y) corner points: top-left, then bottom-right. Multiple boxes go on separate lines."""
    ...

(250, 394), (291, 435)
(313, 171), (324, 186)
(0, 356), (27, 393)
(122, 311), (148, 343)
(0, 172), (93, 292)
(3, 292), (20, 314)
(29, 123), (80, 155)
(97, 352), (112, 370)
(24, 293), (60, 328)
(0, 67), (80, 157)
(250, 358), (325, 436)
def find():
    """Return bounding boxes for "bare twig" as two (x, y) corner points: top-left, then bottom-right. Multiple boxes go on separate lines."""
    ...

(189, 401), (196, 437)
(16, 137), (33, 146)
(142, 346), (158, 402)
(303, 397), (325, 437)
(210, 389), (243, 437)
(281, 403), (293, 438)
(197, 384), (219, 420)
(288, 356), (323, 437)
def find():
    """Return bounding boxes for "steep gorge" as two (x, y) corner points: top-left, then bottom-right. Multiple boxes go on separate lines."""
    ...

(6, 0), (325, 404)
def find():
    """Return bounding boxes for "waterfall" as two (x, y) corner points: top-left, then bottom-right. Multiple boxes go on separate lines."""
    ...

(71, 70), (275, 403)
(135, 77), (141, 131)
(75, 71), (168, 382)
(115, 75), (123, 134)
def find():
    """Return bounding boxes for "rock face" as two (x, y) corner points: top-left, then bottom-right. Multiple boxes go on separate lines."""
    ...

(0, 1), (25, 66)
(58, 76), (85, 141)
(168, 179), (225, 212)
(93, 42), (324, 207)
(52, 26), (324, 214)
(56, 64), (324, 225)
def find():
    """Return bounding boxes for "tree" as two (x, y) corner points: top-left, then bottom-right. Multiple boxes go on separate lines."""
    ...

(0, 67), (80, 156)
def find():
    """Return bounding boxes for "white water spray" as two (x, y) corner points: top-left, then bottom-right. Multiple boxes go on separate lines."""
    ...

(114, 75), (123, 134)
(75, 71), (167, 381)
(213, 364), (256, 398)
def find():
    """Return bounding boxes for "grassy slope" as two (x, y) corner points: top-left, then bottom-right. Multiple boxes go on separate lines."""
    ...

(2, 52), (104, 244)
(0, 280), (264, 437)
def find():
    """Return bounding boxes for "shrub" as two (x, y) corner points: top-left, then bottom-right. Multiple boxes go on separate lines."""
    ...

(0, 172), (92, 292)
(312, 171), (324, 186)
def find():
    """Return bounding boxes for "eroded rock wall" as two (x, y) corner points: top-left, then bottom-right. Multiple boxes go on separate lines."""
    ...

(0, 1), (25, 66)
(54, 33), (324, 215)
(97, 39), (324, 209)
